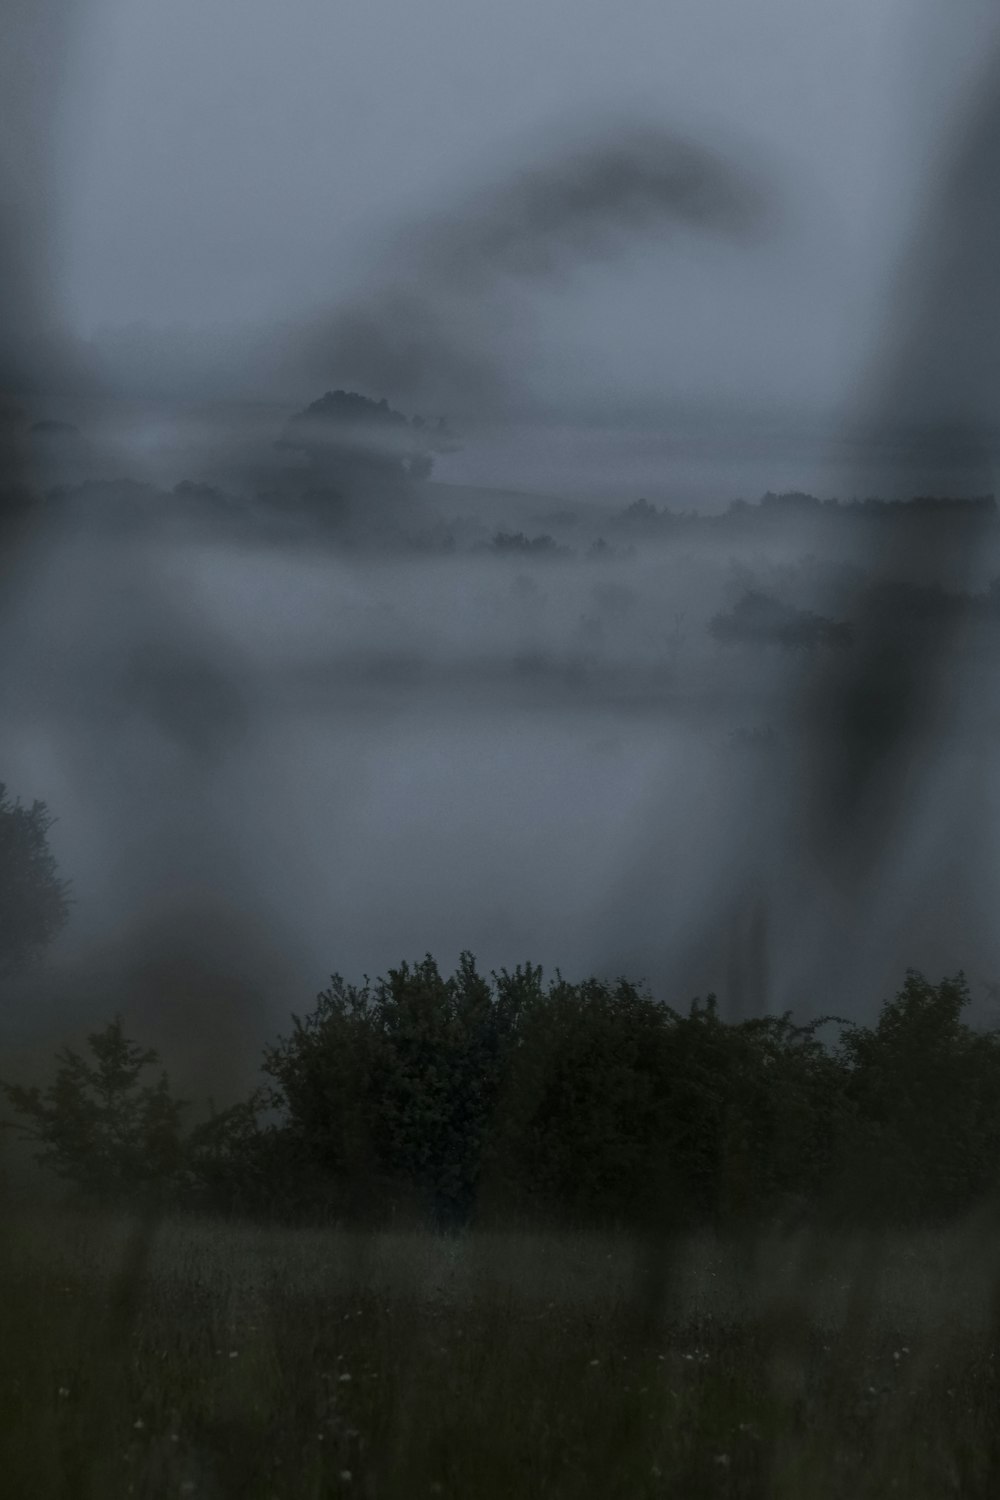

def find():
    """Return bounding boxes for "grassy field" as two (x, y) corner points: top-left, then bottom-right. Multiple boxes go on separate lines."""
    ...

(2, 1209), (999, 1498)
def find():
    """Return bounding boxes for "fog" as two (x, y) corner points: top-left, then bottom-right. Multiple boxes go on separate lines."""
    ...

(3, 1), (1000, 1085)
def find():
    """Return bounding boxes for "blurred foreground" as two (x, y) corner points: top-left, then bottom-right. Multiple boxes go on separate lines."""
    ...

(2, 1209), (999, 1498)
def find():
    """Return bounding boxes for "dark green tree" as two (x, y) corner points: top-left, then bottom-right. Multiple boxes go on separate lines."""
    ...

(263, 953), (523, 1223)
(493, 973), (674, 1223)
(183, 1090), (284, 1216)
(836, 972), (1000, 1221)
(0, 783), (71, 973)
(1, 1017), (186, 1198)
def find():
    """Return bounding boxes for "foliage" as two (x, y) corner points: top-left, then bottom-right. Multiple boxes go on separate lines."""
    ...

(248, 962), (1000, 1229)
(7, 964), (1000, 1230)
(835, 971), (1000, 1222)
(262, 954), (524, 1223)
(0, 783), (71, 974)
(490, 973), (676, 1222)
(1, 1018), (186, 1198)
(182, 1089), (286, 1214)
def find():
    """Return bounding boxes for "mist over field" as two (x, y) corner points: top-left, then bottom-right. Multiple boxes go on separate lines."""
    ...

(4, 409), (1000, 1082)
(1, 0), (1000, 1090)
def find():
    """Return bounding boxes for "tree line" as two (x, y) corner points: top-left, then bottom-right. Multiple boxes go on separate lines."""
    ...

(5, 957), (1000, 1231)
(2, 785), (996, 1231)
(617, 491), (998, 527)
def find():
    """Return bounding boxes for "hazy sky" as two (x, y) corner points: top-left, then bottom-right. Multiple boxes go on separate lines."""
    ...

(53, 0), (999, 416)
(6, 0), (1000, 1065)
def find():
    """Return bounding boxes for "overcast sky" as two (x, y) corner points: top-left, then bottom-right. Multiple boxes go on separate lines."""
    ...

(6, 0), (1000, 1053)
(45, 1), (1000, 416)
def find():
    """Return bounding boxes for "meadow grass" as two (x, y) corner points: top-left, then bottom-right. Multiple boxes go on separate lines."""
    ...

(1, 1208), (999, 1498)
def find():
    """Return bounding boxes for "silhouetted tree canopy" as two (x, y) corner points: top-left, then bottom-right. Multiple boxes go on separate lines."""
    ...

(7, 962), (1000, 1231)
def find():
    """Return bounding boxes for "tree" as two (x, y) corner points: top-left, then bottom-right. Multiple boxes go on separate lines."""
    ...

(709, 591), (853, 650)
(493, 973), (675, 1223)
(836, 972), (1000, 1221)
(1, 1017), (187, 1198)
(277, 390), (451, 497)
(263, 953), (523, 1224)
(0, 783), (71, 974)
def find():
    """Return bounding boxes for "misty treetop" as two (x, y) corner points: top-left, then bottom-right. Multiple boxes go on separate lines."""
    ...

(278, 390), (452, 488)
(6, 958), (1000, 1232)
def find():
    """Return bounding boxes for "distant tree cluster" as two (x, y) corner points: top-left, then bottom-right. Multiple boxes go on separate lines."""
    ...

(613, 491), (999, 533)
(754, 490), (997, 521)
(708, 572), (1000, 654)
(709, 591), (853, 651)
(278, 391), (451, 493)
(6, 961), (1000, 1231)
(488, 531), (562, 556)
(618, 497), (672, 526)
